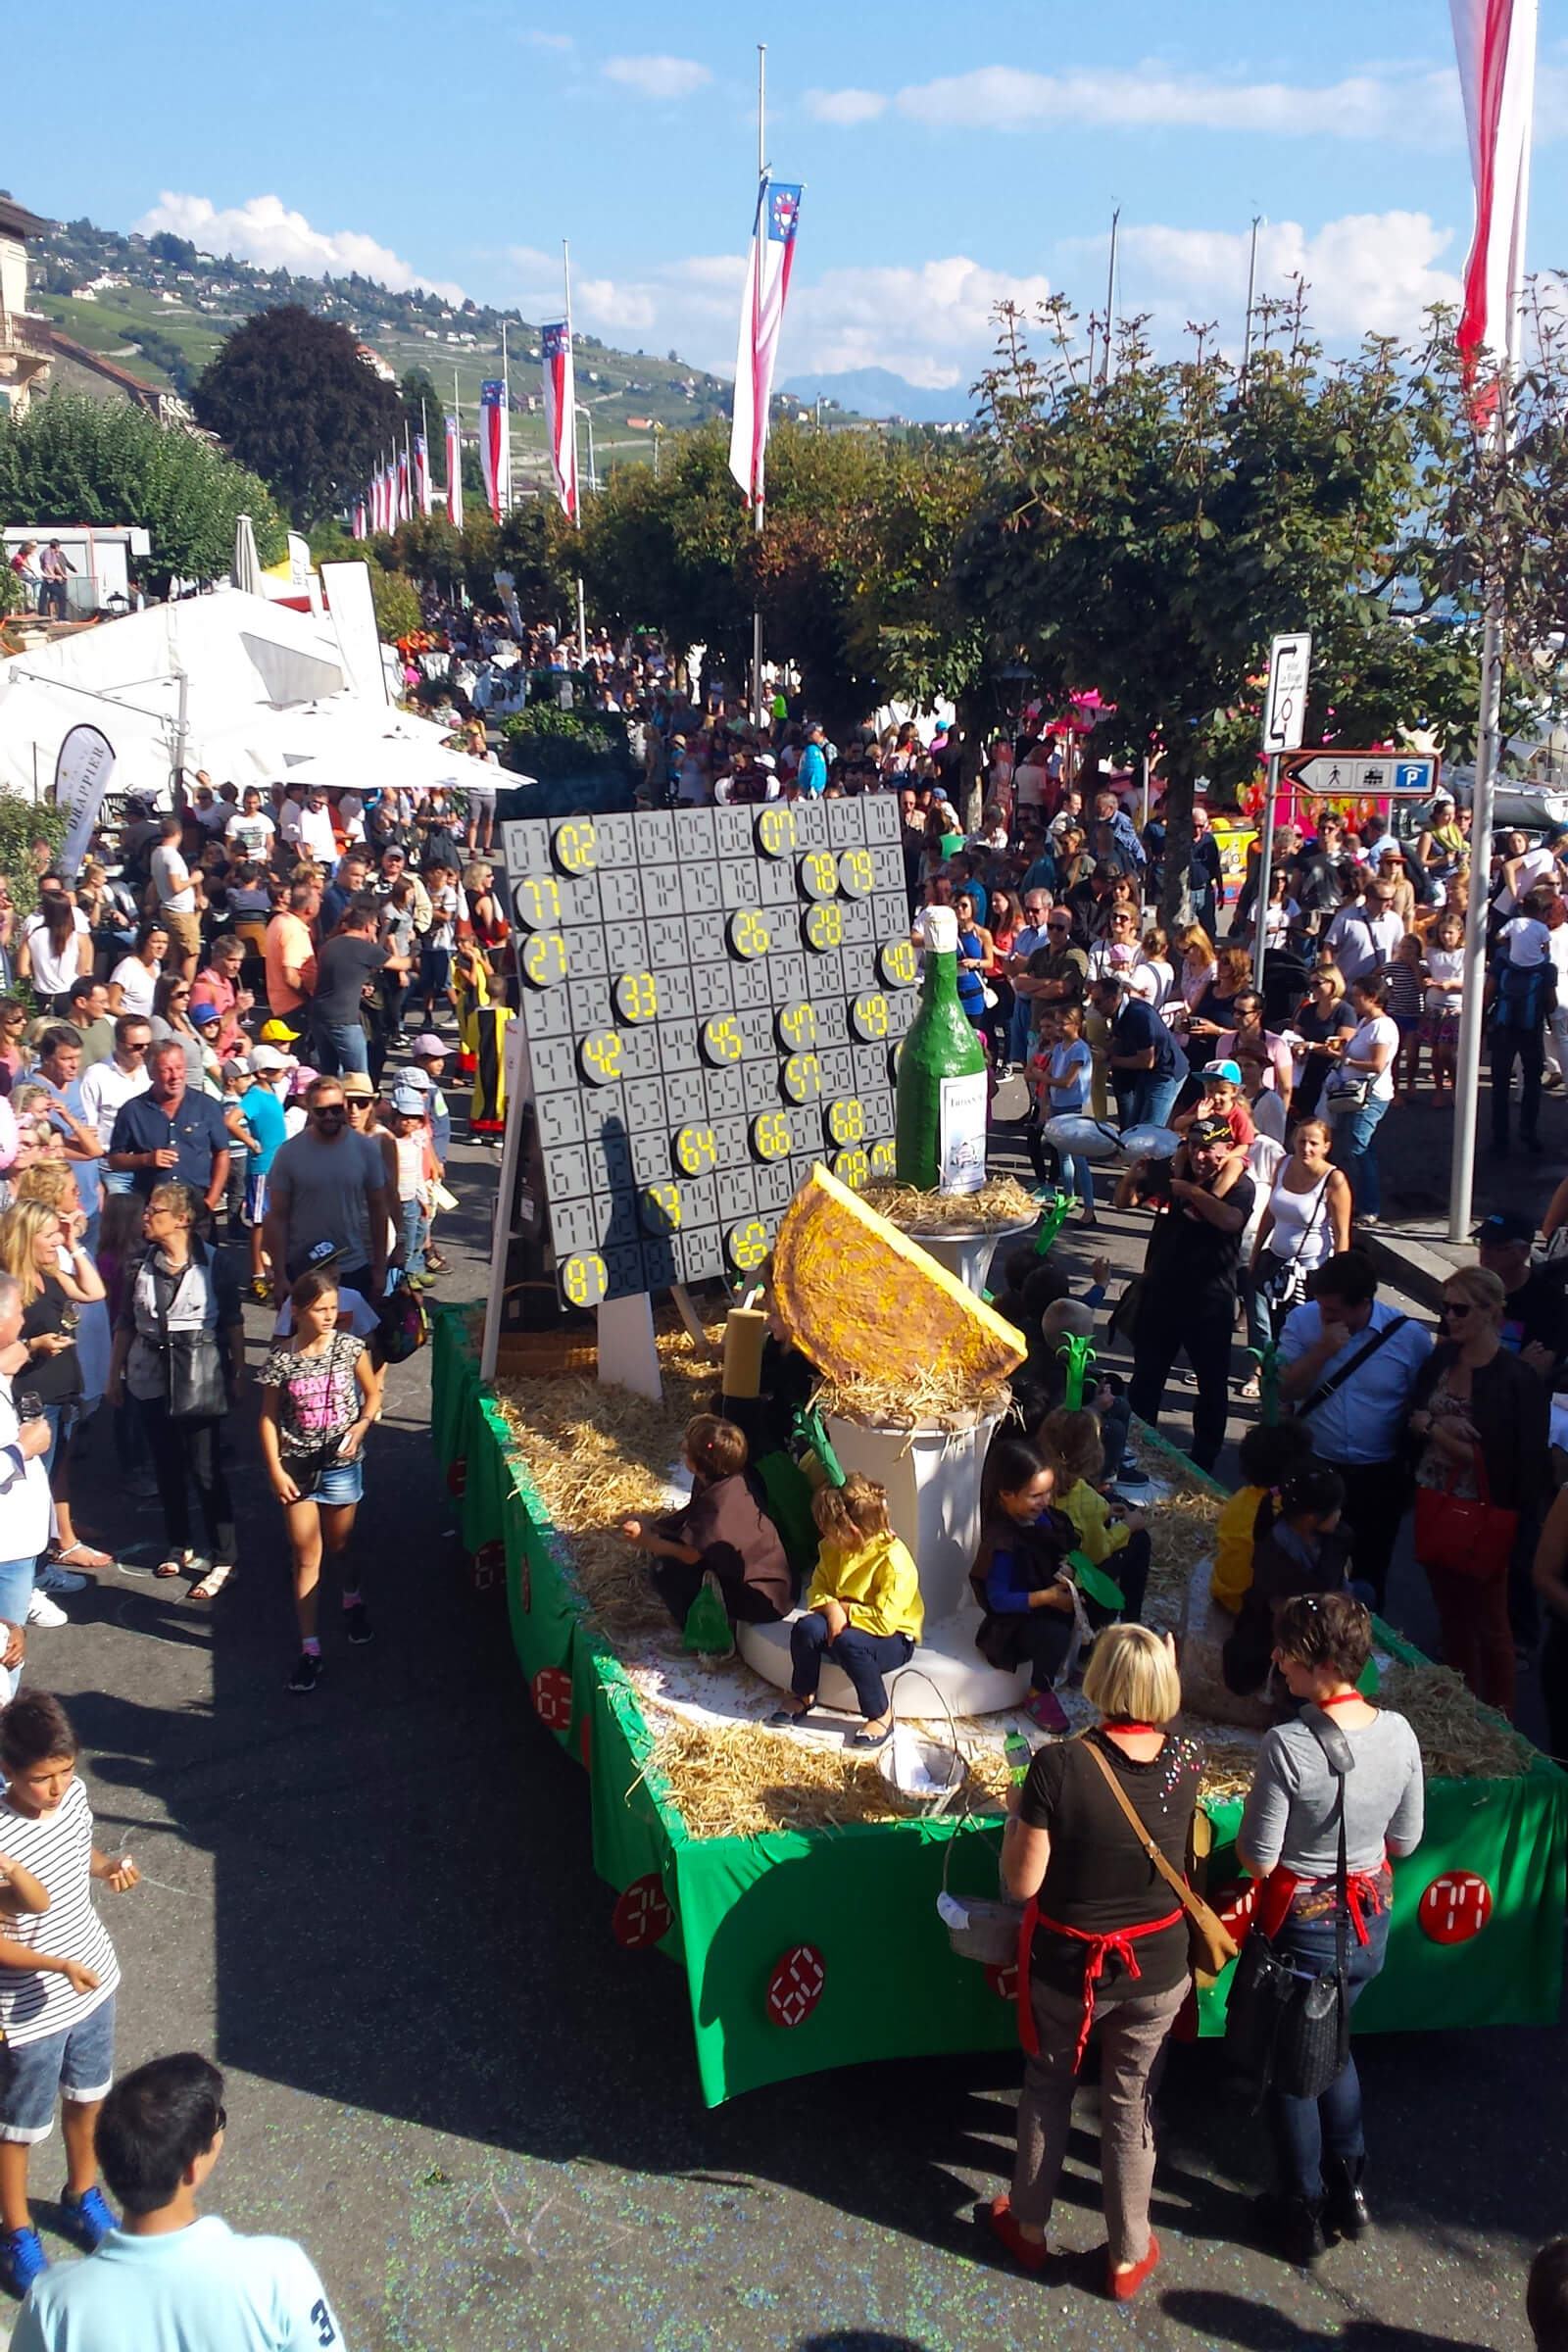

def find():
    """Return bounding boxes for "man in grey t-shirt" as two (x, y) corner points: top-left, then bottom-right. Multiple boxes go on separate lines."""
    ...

(262, 1076), (392, 1303)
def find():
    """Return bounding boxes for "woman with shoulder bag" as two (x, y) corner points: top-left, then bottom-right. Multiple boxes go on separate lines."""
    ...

(1236, 1592), (1424, 2266)
(1324, 973), (1398, 1227)
(992, 1624), (1205, 2301)
(105, 1180), (243, 1596)
(1407, 1265), (1548, 1716)
(1244, 1119), (1351, 1366)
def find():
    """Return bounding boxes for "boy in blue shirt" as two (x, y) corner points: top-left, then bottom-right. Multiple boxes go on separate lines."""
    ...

(233, 1050), (290, 1303)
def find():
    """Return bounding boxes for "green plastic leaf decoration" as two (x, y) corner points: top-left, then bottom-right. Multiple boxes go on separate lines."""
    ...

(1056, 1333), (1097, 1411)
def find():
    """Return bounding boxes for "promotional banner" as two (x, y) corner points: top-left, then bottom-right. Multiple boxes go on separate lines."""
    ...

(479, 380), (510, 521)
(320, 561), (391, 708)
(445, 414), (464, 531)
(396, 450), (411, 525)
(540, 324), (577, 522)
(415, 433), (432, 519)
(52, 723), (116, 879)
(728, 176), (804, 511)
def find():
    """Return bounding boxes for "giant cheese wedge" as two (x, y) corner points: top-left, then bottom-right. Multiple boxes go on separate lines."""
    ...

(770, 1163), (1026, 1390)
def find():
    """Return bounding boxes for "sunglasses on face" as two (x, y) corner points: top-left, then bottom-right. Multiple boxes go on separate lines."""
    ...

(1442, 1299), (1475, 1318)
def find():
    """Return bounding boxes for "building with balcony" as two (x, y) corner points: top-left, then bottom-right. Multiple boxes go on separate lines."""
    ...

(0, 198), (54, 418)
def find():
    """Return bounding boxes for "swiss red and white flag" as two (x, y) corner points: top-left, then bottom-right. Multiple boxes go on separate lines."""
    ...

(414, 432), (432, 518)
(728, 175), (804, 511)
(541, 325), (577, 521)
(1451, 0), (1537, 381)
(445, 414), (464, 531)
(479, 381), (510, 520)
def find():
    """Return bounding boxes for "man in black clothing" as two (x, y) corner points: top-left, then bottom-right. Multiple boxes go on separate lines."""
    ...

(1125, 1116), (1253, 1472)
(1478, 1210), (1568, 1381)
(312, 897), (399, 1078)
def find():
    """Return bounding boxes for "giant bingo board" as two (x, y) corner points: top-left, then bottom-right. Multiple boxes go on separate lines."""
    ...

(498, 801), (920, 1307)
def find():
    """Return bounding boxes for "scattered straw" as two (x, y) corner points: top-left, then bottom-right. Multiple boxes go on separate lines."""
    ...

(1197, 1736), (1263, 1805)
(860, 1177), (1042, 1235)
(1148, 1491), (1223, 1602)
(1377, 1660), (1536, 1782)
(493, 1323), (719, 1638)
(648, 1716), (906, 1837)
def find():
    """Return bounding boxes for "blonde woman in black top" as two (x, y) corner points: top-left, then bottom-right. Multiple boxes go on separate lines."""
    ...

(993, 1624), (1201, 2302)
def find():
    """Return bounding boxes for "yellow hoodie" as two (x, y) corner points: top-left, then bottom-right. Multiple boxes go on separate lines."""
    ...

(1056, 1480), (1130, 1567)
(806, 1531), (925, 1642)
(1209, 1483), (1266, 1614)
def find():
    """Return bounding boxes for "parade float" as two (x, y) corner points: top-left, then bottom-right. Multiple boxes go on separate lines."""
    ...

(433, 806), (1568, 2108)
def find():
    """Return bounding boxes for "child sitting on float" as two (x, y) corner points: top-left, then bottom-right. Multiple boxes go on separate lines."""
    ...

(622, 1415), (792, 1634)
(766, 1474), (923, 1749)
(1209, 1419), (1316, 1616)
(969, 1438), (1084, 1735)
(1035, 1406), (1152, 1625)
(1222, 1463), (1364, 1697)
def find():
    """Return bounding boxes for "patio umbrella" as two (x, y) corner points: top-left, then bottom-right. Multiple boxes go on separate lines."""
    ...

(230, 514), (263, 596)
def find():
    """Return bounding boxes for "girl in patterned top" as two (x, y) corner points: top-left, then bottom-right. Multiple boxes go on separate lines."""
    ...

(258, 1268), (381, 1696)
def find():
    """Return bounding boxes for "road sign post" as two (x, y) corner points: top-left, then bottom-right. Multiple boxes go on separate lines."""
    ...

(1253, 634), (1311, 991)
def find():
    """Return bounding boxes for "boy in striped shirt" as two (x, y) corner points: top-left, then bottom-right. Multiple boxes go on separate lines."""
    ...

(0, 1690), (140, 2295)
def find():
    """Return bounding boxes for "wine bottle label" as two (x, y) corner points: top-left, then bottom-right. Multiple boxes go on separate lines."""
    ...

(937, 1072), (988, 1194)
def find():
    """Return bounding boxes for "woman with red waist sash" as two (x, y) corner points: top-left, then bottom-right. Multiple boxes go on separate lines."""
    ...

(994, 1623), (1202, 2302)
(1236, 1592), (1424, 2268)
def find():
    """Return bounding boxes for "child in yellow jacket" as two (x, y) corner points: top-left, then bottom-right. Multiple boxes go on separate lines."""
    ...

(1036, 1406), (1151, 1621)
(767, 1475), (923, 1750)
(1208, 1420), (1315, 1613)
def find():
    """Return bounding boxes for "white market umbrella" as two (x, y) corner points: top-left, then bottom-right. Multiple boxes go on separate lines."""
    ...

(230, 514), (264, 597)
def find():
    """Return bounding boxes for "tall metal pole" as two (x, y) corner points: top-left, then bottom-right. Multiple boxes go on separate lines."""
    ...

(1448, 122), (1534, 1240)
(1242, 215), (1261, 391)
(752, 42), (766, 731)
(1100, 208), (1119, 388)
(1251, 754), (1280, 993)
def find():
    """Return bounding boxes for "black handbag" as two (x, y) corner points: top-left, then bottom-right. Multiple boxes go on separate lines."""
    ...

(153, 1259), (228, 1424)
(1224, 1711), (1353, 2105)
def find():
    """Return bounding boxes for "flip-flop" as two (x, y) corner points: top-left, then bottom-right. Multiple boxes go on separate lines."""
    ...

(187, 1565), (234, 1601)
(52, 1543), (113, 1571)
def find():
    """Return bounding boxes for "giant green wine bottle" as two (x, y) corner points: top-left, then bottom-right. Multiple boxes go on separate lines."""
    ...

(894, 906), (988, 1193)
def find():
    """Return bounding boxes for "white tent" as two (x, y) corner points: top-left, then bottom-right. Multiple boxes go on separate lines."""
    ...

(0, 588), (463, 808)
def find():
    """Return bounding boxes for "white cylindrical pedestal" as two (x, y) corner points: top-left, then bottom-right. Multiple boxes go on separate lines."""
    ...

(824, 1405), (1000, 1622)
(897, 1215), (1035, 1298)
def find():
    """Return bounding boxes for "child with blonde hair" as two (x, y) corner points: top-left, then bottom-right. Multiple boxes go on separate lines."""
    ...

(1035, 1406), (1151, 1623)
(768, 1475), (923, 1748)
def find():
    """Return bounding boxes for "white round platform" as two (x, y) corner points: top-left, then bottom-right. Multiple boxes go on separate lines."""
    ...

(737, 1606), (1031, 1719)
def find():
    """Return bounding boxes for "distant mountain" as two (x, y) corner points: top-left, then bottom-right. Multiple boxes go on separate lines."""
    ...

(780, 368), (978, 424)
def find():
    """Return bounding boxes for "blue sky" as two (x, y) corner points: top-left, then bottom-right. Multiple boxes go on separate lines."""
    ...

(8, 1), (1566, 392)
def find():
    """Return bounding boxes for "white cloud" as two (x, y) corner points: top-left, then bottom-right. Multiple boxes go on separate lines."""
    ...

(135, 192), (465, 304)
(602, 54), (711, 101)
(806, 86), (887, 125)
(1085, 211), (1463, 349)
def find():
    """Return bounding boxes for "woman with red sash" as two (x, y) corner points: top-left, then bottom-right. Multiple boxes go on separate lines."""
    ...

(1237, 1592), (1424, 2266)
(992, 1624), (1201, 2301)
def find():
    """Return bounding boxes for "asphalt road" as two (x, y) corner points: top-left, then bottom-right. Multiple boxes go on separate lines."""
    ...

(0, 1103), (1560, 2352)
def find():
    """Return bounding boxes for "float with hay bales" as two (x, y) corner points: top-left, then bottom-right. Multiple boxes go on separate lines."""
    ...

(432, 1155), (1568, 2104)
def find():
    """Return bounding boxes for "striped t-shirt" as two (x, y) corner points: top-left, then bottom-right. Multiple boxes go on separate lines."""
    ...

(0, 1776), (119, 2044)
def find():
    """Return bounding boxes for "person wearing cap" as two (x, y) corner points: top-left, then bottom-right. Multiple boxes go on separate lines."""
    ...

(229, 1054), (289, 1301)
(408, 1039), (452, 1271)
(1174, 1059), (1254, 1157)
(383, 1083), (435, 1287)
(1122, 1115), (1256, 1474)
(1475, 1211), (1568, 1385)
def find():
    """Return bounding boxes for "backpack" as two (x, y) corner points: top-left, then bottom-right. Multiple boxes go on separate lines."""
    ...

(1494, 957), (1555, 1033)
(377, 1269), (429, 1363)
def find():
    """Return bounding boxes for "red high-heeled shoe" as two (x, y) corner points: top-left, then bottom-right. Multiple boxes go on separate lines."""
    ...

(988, 2194), (1048, 2273)
(1109, 2232), (1160, 2300)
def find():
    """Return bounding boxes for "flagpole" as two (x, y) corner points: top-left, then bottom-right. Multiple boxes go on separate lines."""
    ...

(752, 40), (766, 733)
(565, 237), (586, 661)
(1448, 21), (1536, 1243)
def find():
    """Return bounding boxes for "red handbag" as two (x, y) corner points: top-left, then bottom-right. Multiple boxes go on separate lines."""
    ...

(1412, 1449), (1517, 1583)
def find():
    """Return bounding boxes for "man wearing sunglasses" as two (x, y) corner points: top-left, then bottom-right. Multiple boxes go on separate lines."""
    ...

(263, 1077), (393, 1308)
(77, 1020), (153, 1199)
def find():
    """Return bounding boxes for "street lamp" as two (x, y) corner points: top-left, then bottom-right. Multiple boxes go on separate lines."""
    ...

(574, 403), (597, 495)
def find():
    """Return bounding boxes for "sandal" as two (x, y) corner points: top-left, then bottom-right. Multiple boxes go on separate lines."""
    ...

(52, 1543), (113, 1572)
(187, 1564), (234, 1601)
(155, 1550), (197, 1580)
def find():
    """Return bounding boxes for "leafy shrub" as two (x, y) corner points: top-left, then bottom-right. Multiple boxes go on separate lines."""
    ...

(499, 704), (629, 777)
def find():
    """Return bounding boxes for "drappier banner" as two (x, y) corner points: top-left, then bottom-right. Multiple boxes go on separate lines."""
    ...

(52, 722), (116, 877)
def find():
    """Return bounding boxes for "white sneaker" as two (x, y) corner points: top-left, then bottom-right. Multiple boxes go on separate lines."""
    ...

(25, 1591), (68, 1628)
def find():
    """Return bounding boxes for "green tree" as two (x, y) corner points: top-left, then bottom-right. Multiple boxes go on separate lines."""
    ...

(962, 295), (1486, 924)
(0, 394), (286, 592)
(193, 306), (404, 527)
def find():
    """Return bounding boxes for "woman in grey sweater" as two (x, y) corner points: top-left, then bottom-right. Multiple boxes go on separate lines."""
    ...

(1237, 1592), (1424, 2267)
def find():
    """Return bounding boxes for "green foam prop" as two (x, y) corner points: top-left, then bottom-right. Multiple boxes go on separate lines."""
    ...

(1067, 1547), (1125, 1612)
(1032, 1190), (1074, 1255)
(1056, 1333), (1097, 1411)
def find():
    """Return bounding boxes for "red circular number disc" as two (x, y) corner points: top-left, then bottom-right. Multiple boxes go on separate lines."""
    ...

(765, 1943), (826, 2029)
(1418, 1870), (1494, 1944)
(612, 1874), (674, 1950)
(984, 1960), (1018, 2004)
(531, 1666), (572, 1732)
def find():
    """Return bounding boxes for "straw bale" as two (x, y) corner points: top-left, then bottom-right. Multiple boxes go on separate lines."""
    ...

(1377, 1660), (1535, 1782)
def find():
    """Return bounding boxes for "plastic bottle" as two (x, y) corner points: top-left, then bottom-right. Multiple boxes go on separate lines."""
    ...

(894, 905), (988, 1193)
(1004, 1730), (1032, 1784)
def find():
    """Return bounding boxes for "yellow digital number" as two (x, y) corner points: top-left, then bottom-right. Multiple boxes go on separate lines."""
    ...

(578, 1030), (623, 1085)
(561, 1251), (608, 1307)
(673, 1123), (717, 1176)
(833, 1147), (871, 1191)
(728, 908), (771, 960)
(800, 848), (839, 902)
(751, 1111), (793, 1162)
(879, 937), (918, 987)
(513, 873), (562, 931)
(756, 807), (798, 858)
(726, 1218), (770, 1271)
(826, 1096), (865, 1146)
(641, 1182), (682, 1232)
(838, 848), (875, 899)
(869, 1138), (898, 1177)
(782, 1053), (822, 1104)
(553, 817), (598, 875)
(850, 990), (889, 1039)
(776, 1000), (818, 1051)
(803, 902), (844, 951)
(613, 970), (659, 1023)
(520, 931), (568, 989)
(701, 1015), (744, 1065)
